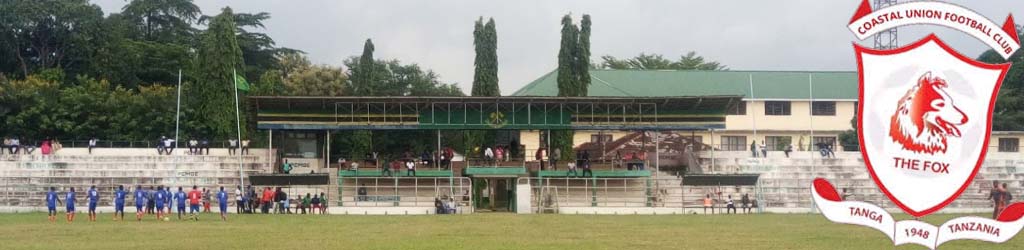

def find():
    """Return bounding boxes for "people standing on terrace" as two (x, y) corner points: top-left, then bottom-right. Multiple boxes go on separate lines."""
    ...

(188, 138), (198, 155)
(199, 138), (210, 155)
(494, 146), (504, 163)
(784, 144), (793, 158)
(228, 139), (238, 155)
(581, 160), (592, 177)
(406, 160), (416, 176)
(535, 147), (547, 170)
(484, 146), (494, 165)
(750, 141), (758, 158)
(241, 139), (250, 155)
(87, 138), (97, 154)
(566, 161), (577, 177)
(759, 142), (767, 158)
(551, 147), (561, 171)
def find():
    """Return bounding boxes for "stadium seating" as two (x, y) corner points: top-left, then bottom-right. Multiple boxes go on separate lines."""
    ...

(0, 148), (273, 212)
(696, 150), (1024, 213)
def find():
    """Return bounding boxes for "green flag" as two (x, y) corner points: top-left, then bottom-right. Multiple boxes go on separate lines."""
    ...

(234, 71), (250, 92)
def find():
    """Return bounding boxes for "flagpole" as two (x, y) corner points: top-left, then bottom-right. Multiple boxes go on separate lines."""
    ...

(175, 69), (182, 147)
(233, 69), (245, 191)
(749, 74), (757, 151)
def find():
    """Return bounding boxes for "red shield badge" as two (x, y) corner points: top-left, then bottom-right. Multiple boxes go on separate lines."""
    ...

(856, 34), (1010, 217)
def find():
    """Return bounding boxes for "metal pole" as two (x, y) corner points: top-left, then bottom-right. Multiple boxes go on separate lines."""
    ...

(654, 131), (660, 175)
(174, 69), (182, 148)
(809, 74), (816, 172)
(710, 129), (716, 170)
(436, 130), (441, 170)
(268, 129), (273, 171)
(327, 131), (331, 170)
(233, 69), (245, 188)
(749, 74), (757, 150)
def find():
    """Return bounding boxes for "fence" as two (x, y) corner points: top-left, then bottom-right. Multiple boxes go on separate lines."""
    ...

(336, 177), (472, 209)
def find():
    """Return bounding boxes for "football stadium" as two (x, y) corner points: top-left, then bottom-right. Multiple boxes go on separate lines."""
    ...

(1, 1), (1022, 250)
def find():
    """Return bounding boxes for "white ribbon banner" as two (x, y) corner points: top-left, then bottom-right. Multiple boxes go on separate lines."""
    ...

(812, 178), (1024, 249)
(847, 0), (1019, 59)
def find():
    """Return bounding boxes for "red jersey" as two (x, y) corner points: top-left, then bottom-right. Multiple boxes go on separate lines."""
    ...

(188, 190), (202, 205)
(262, 189), (274, 202)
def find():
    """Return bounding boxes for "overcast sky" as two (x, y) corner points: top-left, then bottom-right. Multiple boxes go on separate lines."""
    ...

(92, 0), (1022, 95)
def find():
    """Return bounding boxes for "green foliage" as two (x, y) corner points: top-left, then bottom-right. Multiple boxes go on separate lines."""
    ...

(0, 73), (174, 140)
(838, 113), (859, 151)
(599, 52), (727, 70)
(344, 56), (464, 97)
(0, 0), (105, 78)
(121, 0), (201, 43)
(190, 7), (245, 139)
(471, 17), (500, 97)
(552, 14), (593, 158)
(977, 28), (1024, 131)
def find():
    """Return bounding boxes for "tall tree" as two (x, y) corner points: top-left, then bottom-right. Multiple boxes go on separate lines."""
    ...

(121, 0), (201, 42)
(600, 52), (727, 70)
(471, 17), (499, 97)
(556, 15), (580, 97)
(0, 0), (105, 78)
(189, 7), (245, 139)
(576, 15), (591, 93)
(350, 39), (376, 96)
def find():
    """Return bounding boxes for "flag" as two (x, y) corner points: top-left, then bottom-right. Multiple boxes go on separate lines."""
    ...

(234, 71), (250, 92)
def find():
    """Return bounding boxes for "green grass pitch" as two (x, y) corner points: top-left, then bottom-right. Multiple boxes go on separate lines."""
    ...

(0, 212), (1020, 249)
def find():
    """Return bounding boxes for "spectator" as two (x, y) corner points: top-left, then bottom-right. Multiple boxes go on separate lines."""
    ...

(301, 193), (311, 214)
(188, 139), (198, 155)
(390, 160), (401, 177)
(443, 147), (454, 169)
(228, 139), (238, 155)
(550, 147), (561, 171)
(382, 160), (395, 177)
(261, 187), (274, 214)
(41, 139), (52, 156)
(199, 139), (210, 155)
(990, 181), (1005, 219)
(338, 157), (347, 169)
(495, 146), (504, 163)
(51, 139), (62, 153)
(581, 161), (592, 177)
(10, 137), (21, 154)
(248, 187), (258, 213)
(358, 184), (368, 202)
(827, 144), (836, 158)
(311, 194), (321, 215)
(624, 151), (635, 170)
(240, 139), (250, 155)
(88, 138), (98, 154)
(484, 146), (494, 165)
(236, 186), (245, 214)
(750, 140), (758, 158)
(566, 162), (577, 177)
(841, 188), (852, 201)
(535, 147), (547, 170)
(22, 139), (36, 154)
(2, 137), (10, 155)
(581, 150), (590, 166)
(750, 199), (759, 213)
(282, 160), (292, 174)
(741, 194), (751, 213)
(421, 150), (432, 167)
(1003, 183), (1013, 208)
(703, 194), (714, 214)
(278, 190), (289, 214)
(759, 141), (767, 158)
(349, 161), (360, 171)
(159, 137), (175, 155)
(784, 144), (793, 158)
(637, 151), (647, 170)
(320, 192), (327, 214)
(405, 160), (416, 177)
(614, 151), (623, 169)
(726, 195), (737, 214)
(202, 188), (211, 213)
(435, 197), (444, 214)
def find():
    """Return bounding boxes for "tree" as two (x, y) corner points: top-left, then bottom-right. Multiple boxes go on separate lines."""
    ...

(189, 7), (245, 139)
(121, 0), (201, 43)
(977, 25), (1024, 131)
(599, 52), (727, 70)
(350, 39), (376, 96)
(471, 17), (499, 97)
(0, 0), (105, 78)
(556, 15), (581, 97)
(552, 14), (593, 161)
(576, 15), (591, 93)
(838, 114), (859, 151)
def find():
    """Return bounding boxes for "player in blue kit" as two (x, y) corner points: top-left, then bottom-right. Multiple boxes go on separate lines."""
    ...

(163, 186), (172, 214)
(154, 186), (166, 221)
(87, 186), (98, 222)
(65, 187), (77, 223)
(175, 187), (187, 220)
(217, 186), (229, 221)
(134, 185), (146, 221)
(46, 187), (62, 223)
(114, 185), (126, 221)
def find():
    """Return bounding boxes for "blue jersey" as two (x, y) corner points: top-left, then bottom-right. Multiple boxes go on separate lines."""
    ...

(46, 191), (58, 207)
(114, 189), (126, 204)
(88, 189), (99, 203)
(163, 190), (171, 203)
(217, 191), (228, 204)
(134, 190), (146, 205)
(155, 191), (165, 205)
(66, 192), (76, 207)
(176, 192), (187, 207)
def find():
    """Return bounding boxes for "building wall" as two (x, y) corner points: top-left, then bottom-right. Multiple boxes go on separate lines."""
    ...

(726, 100), (855, 132)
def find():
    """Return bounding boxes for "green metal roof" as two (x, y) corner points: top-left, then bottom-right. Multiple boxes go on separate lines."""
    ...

(511, 70), (858, 100)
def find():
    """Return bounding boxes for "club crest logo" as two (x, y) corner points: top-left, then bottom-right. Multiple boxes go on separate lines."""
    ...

(889, 72), (967, 155)
(810, 1), (1023, 249)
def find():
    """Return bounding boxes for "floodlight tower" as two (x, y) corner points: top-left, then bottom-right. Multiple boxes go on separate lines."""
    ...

(873, 0), (898, 49)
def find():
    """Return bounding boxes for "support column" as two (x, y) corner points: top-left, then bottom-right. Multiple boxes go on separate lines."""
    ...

(326, 130), (332, 170)
(436, 130), (441, 170)
(268, 129), (273, 172)
(654, 131), (660, 176)
(710, 129), (716, 171)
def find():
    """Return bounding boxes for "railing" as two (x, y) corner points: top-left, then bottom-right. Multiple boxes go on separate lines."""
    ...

(519, 177), (685, 211)
(0, 140), (265, 149)
(336, 177), (471, 209)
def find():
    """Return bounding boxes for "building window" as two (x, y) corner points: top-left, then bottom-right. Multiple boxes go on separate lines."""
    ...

(764, 136), (792, 151)
(812, 101), (836, 116)
(813, 136), (837, 151)
(727, 102), (747, 115)
(721, 136), (746, 151)
(999, 138), (1019, 152)
(765, 101), (791, 116)
(590, 134), (612, 143)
